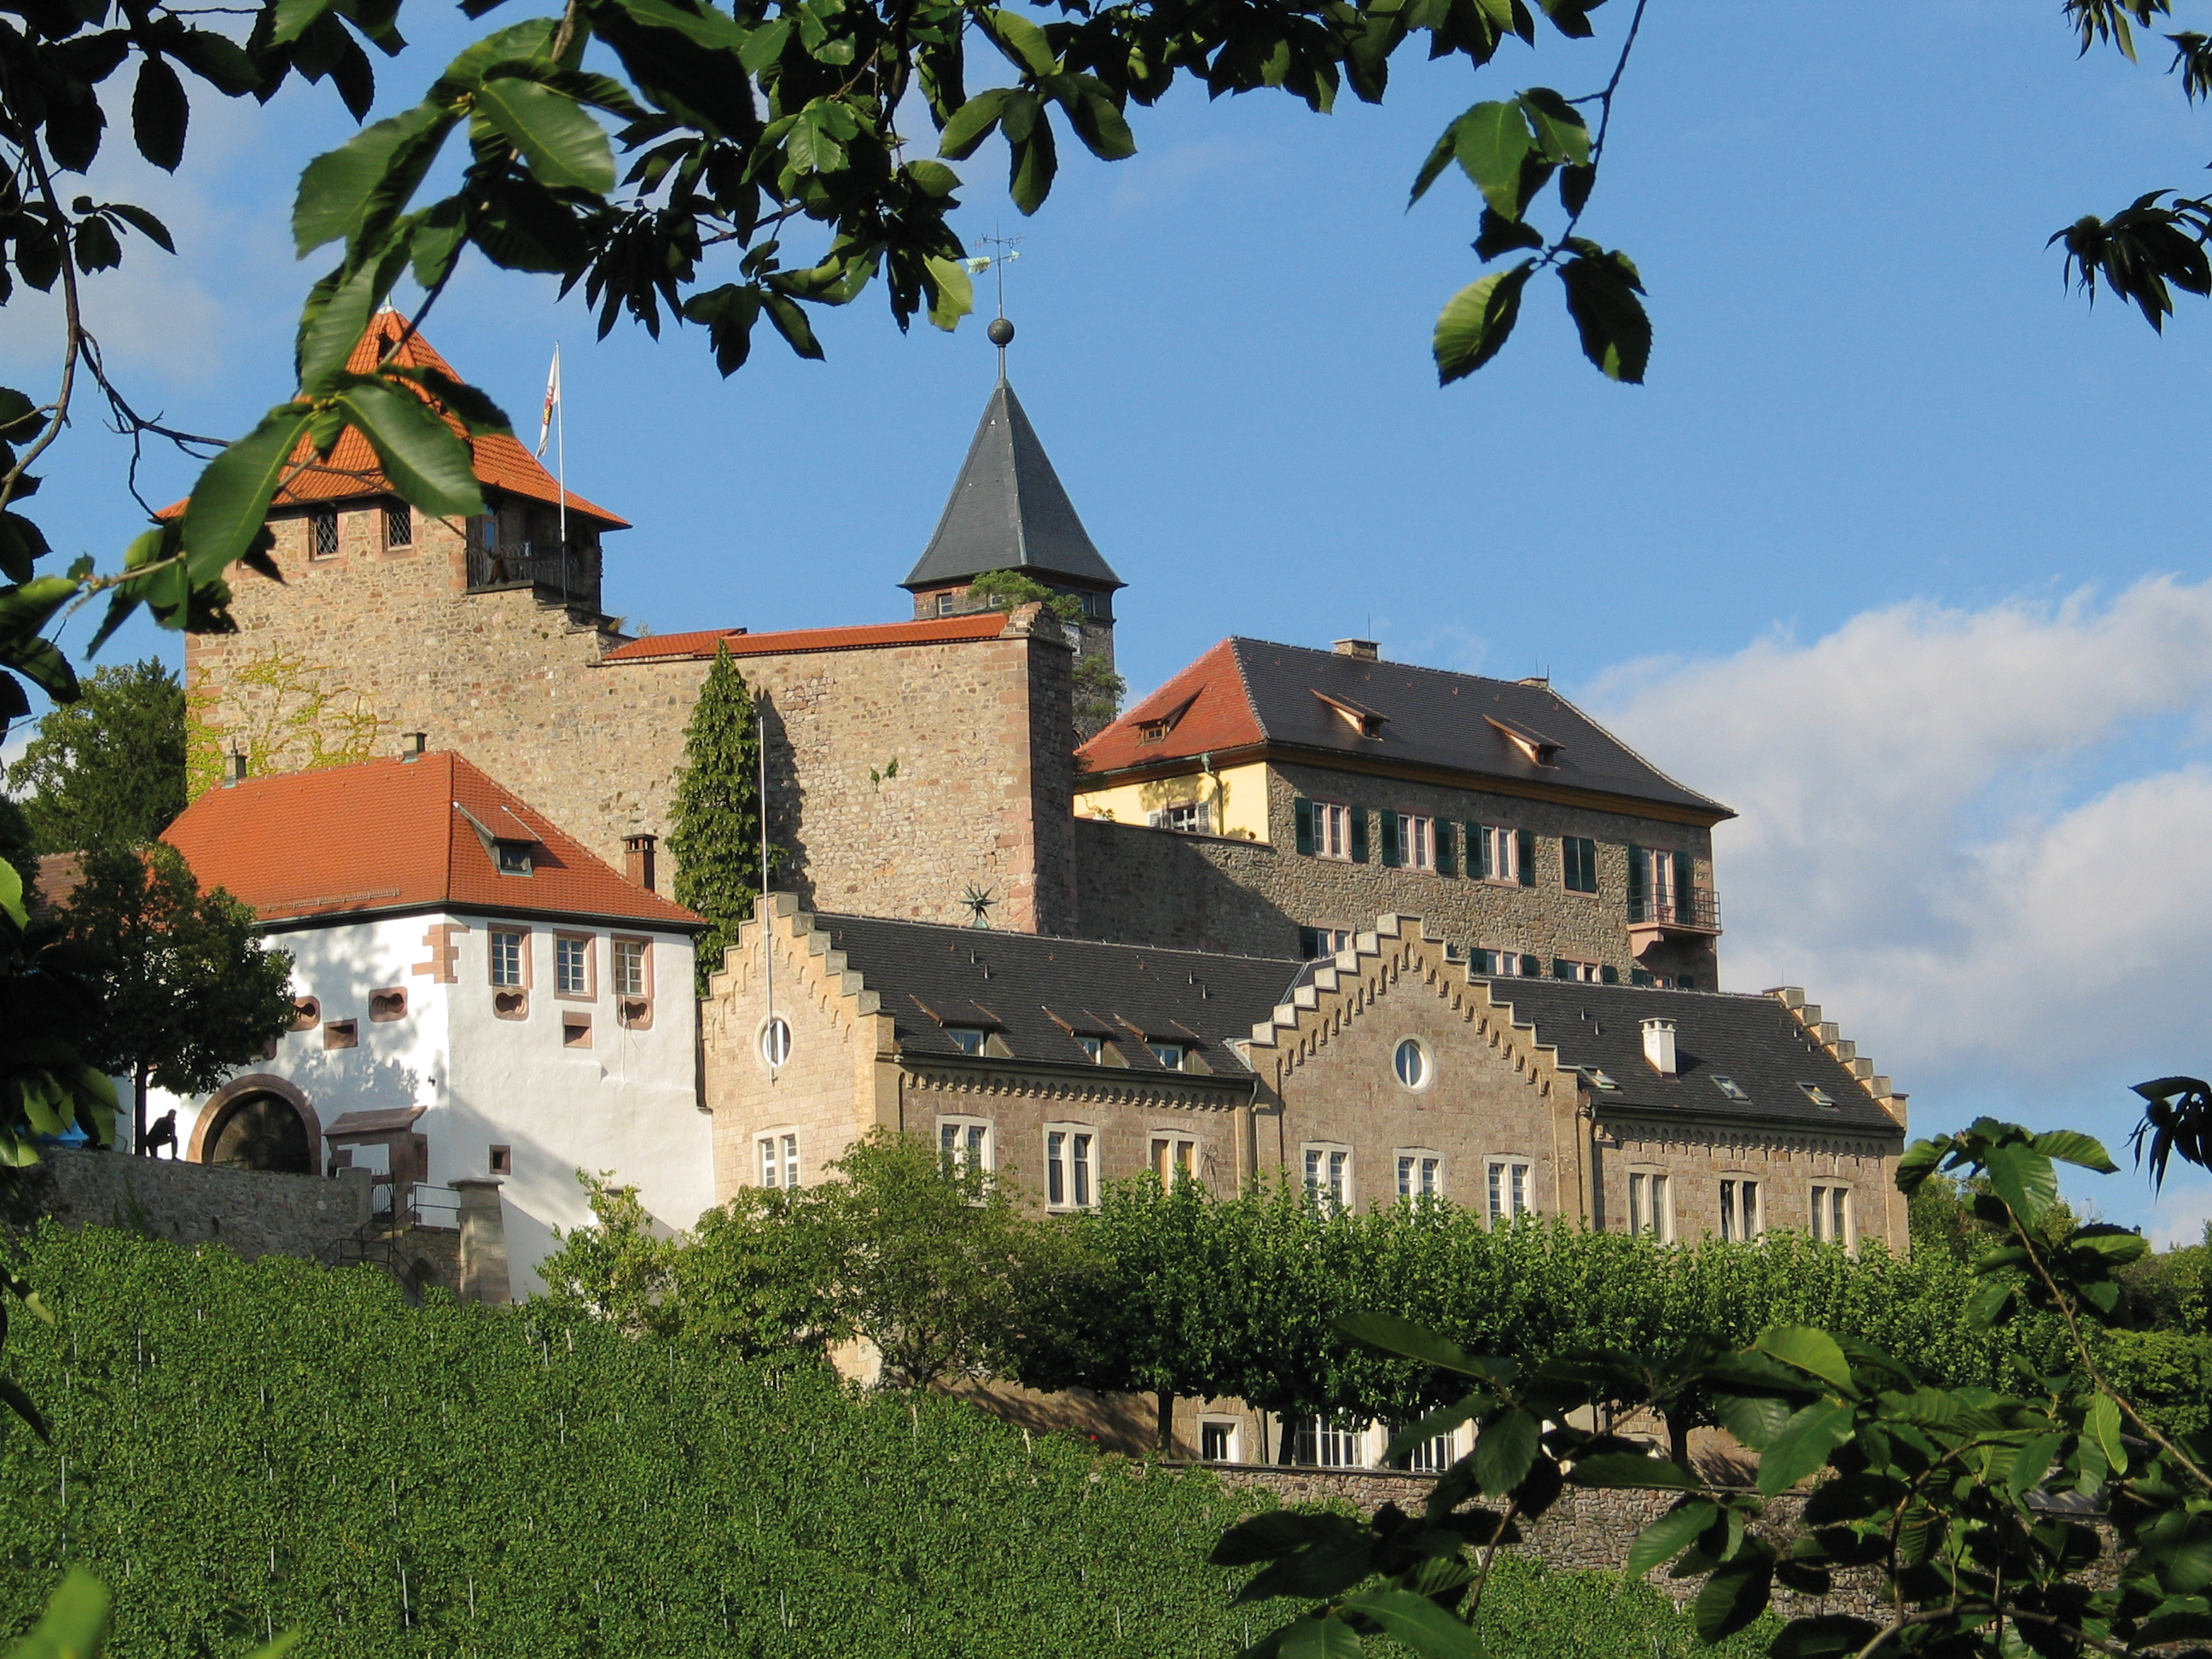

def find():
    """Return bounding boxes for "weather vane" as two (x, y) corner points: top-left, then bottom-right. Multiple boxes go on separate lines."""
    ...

(961, 884), (997, 928)
(965, 228), (1022, 379)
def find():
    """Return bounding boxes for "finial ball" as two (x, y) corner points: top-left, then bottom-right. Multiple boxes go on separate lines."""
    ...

(987, 317), (1016, 347)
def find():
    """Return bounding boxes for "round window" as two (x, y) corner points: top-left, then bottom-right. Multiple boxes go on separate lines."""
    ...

(760, 1017), (792, 1068)
(1394, 1038), (1430, 1090)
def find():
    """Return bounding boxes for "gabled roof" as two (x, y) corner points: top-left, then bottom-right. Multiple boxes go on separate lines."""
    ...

(156, 311), (626, 529)
(900, 381), (1123, 593)
(1476, 977), (1898, 1132)
(1078, 637), (1731, 821)
(811, 912), (1300, 1071)
(161, 753), (701, 931)
(601, 613), (1007, 665)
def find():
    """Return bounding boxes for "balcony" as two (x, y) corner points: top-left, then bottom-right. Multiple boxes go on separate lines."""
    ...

(1627, 888), (1721, 947)
(466, 540), (599, 611)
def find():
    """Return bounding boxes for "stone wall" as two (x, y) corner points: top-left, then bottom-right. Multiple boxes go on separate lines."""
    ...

(189, 508), (1083, 934)
(15, 1149), (371, 1261)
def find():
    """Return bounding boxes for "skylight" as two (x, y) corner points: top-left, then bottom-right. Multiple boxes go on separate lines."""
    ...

(1711, 1075), (1749, 1103)
(1798, 1083), (1837, 1109)
(1576, 1065), (1621, 1091)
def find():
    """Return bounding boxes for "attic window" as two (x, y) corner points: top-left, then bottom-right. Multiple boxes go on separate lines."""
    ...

(1148, 1041), (1187, 1070)
(1487, 714), (1564, 766)
(1711, 1075), (1749, 1103)
(1798, 1082), (1838, 1110)
(945, 1027), (988, 1057)
(494, 839), (534, 876)
(1575, 1066), (1621, 1091)
(1313, 690), (1389, 739)
(1132, 693), (1199, 746)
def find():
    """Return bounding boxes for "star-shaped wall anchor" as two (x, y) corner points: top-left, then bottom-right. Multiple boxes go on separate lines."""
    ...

(962, 885), (996, 928)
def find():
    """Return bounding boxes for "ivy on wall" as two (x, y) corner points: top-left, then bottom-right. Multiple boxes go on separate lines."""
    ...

(184, 650), (387, 799)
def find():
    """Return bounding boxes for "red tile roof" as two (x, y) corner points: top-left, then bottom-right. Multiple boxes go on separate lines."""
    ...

(1075, 639), (1260, 774)
(601, 612), (1009, 663)
(162, 753), (701, 930)
(157, 310), (626, 528)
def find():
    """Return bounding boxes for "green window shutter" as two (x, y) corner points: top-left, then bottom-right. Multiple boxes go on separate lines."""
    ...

(1380, 812), (1401, 867)
(1551, 958), (1571, 981)
(1627, 845), (1645, 909)
(1299, 927), (1319, 958)
(1520, 953), (1540, 978)
(1294, 798), (1315, 856)
(1471, 948), (1495, 975)
(1631, 969), (1653, 987)
(1559, 838), (1574, 889)
(1470, 823), (1489, 879)
(1350, 809), (1369, 864)
(1517, 829), (1536, 887)
(1679, 974), (1697, 991)
(1600, 963), (1619, 985)
(1435, 820), (1456, 877)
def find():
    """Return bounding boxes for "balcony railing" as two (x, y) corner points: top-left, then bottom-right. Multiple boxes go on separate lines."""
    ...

(1627, 888), (1721, 933)
(466, 541), (597, 606)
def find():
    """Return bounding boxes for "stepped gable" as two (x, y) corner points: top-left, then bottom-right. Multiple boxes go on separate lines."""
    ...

(1079, 637), (1731, 819)
(162, 752), (700, 931)
(601, 612), (1008, 664)
(155, 310), (626, 527)
(803, 911), (1301, 1072)
(900, 380), (1123, 593)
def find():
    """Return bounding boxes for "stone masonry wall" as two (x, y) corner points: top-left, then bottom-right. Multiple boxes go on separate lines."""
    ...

(15, 1148), (371, 1261)
(1076, 760), (1720, 986)
(188, 508), (1081, 934)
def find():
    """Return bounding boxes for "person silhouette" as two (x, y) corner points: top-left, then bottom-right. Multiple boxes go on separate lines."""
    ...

(143, 1109), (178, 1160)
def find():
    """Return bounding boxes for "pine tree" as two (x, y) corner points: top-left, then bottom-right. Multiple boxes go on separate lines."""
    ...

(669, 643), (766, 996)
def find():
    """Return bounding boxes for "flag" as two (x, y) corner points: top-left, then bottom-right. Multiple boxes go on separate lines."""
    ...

(535, 344), (561, 457)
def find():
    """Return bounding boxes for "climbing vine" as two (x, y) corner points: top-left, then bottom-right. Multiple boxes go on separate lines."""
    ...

(184, 650), (387, 798)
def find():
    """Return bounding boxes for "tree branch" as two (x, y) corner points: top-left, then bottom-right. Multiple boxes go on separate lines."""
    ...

(1, 128), (83, 517)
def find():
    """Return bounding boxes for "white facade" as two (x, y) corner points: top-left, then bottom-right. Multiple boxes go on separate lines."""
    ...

(154, 908), (711, 1295)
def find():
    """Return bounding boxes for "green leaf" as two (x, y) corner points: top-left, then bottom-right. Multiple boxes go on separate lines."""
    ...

(294, 102), (453, 256)
(1281, 1614), (1365, 1659)
(297, 258), (387, 393)
(1211, 1511), (1361, 1567)
(762, 294), (825, 361)
(243, 1631), (306, 1659)
(1569, 1450), (1701, 1490)
(1709, 1390), (1794, 1452)
(1433, 259), (1533, 384)
(1410, 124), (1458, 208)
(475, 76), (615, 193)
(181, 405), (315, 583)
(1691, 1551), (1773, 1644)
(987, 8), (1058, 74)
(739, 16), (791, 70)
(271, 0), (338, 45)
(1557, 250), (1650, 383)
(1982, 1142), (2060, 1227)
(103, 203), (174, 253)
(1452, 102), (1534, 218)
(1627, 1500), (1719, 1578)
(1767, 1615), (1883, 1658)
(1895, 1138), (1946, 1195)
(923, 256), (974, 332)
(1753, 1328), (1853, 1393)
(1007, 99), (1057, 214)
(1516, 87), (1589, 166)
(334, 380), (483, 516)
(2033, 1129), (2117, 1173)
(939, 88), (1013, 159)
(2088, 1392), (2128, 1479)
(1757, 1399), (1854, 1497)
(1470, 1406), (1540, 1496)
(2006, 1432), (2063, 1504)
(1337, 1588), (1486, 1657)
(1472, 208), (1544, 262)
(0, 860), (23, 929)
(1384, 1394), (1488, 1463)
(132, 57), (189, 172)
(11, 1568), (107, 1656)
(607, 0), (748, 51)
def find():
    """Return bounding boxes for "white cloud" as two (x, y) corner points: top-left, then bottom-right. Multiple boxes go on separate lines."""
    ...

(1581, 577), (2212, 1227)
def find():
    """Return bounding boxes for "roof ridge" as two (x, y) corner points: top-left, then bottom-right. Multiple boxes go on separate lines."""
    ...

(1224, 637), (1271, 744)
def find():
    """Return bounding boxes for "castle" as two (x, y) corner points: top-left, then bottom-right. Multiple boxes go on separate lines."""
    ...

(156, 311), (1909, 1340)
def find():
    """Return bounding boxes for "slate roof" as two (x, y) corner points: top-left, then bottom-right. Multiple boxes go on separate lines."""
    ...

(1472, 977), (1899, 1133)
(156, 311), (626, 528)
(601, 613), (1006, 664)
(900, 381), (1124, 593)
(1078, 637), (1731, 819)
(163, 753), (701, 931)
(812, 912), (1300, 1072)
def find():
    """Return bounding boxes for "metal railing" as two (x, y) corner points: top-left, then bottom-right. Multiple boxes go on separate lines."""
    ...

(465, 541), (597, 604)
(1627, 888), (1721, 931)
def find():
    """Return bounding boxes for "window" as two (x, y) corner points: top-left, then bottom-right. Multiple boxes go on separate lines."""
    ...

(1074, 1033), (1104, 1062)
(1487, 1159), (1533, 1225)
(495, 840), (533, 876)
(1299, 926), (1352, 959)
(369, 988), (407, 1022)
(489, 1144), (512, 1175)
(323, 1019), (358, 1051)
(1381, 812), (1435, 870)
(945, 1027), (988, 1056)
(1151, 1135), (1197, 1184)
(939, 1118), (992, 1174)
(1303, 1144), (1352, 1211)
(1471, 948), (1540, 977)
(1397, 1152), (1443, 1200)
(1149, 801), (1211, 834)
(309, 509), (339, 559)
(1046, 1127), (1096, 1208)
(760, 1133), (800, 1189)
(562, 1013), (591, 1049)
(1201, 1420), (1239, 1463)
(385, 504), (412, 548)
(936, 591), (956, 616)
(1627, 1171), (1672, 1240)
(1297, 799), (1354, 860)
(291, 997), (321, 1031)
(1711, 1075), (1749, 1103)
(1472, 824), (1532, 885)
(1720, 1179), (1761, 1242)
(613, 939), (648, 998)
(760, 1017), (791, 1067)
(1148, 1040), (1185, 1069)
(1393, 1037), (1431, 1090)
(1562, 835), (1598, 894)
(1798, 1082), (1837, 1110)
(555, 934), (592, 997)
(490, 929), (527, 987)
(1552, 958), (1602, 983)
(1811, 1185), (1852, 1245)
(1406, 1429), (1457, 1473)
(1295, 1418), (1362, 1469)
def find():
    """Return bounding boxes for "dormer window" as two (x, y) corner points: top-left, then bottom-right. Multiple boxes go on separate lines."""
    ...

(494, 839), (533, 876)
(1487, 714), (1564, 766)
(1798, 1083), (1838, 1110)
(945, 1027), (988, 1056)
(1313, 690), (1389, 739)
(1148, 1041), (1186, 1070)
(1130, 692), (1198, 746)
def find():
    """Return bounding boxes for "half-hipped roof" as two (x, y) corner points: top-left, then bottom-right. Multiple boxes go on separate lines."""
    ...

(1079, 638), (1731, 823)
(157, 311), (626, 528)
(900, 381), (1123, 594)
(162, 753), (700, 931)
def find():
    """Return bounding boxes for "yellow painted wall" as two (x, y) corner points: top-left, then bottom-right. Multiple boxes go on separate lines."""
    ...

(1074, 762), (1271, 842)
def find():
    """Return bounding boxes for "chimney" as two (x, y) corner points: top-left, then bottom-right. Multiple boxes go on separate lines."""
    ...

(402, 731), (427, 762)
(224, 748), (247, 788)
(1333, 638), (1379, 661)
(624, 834), (657, 893)
(1641, 1016), (1677, 1075)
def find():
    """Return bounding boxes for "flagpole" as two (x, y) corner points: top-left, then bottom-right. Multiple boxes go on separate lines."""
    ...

(554, 342), (568, 607)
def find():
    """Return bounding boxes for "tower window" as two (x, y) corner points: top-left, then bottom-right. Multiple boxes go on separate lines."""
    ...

(385, 504), (412, 548)
(936, 592), (956, 616)
(309, 509), (339, 559)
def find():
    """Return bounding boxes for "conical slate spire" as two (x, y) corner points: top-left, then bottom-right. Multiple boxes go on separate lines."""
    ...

(900, 381), (1124, 592)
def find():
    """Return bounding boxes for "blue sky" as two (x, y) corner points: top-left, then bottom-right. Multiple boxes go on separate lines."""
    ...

(9, 1), (2212, 1232)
